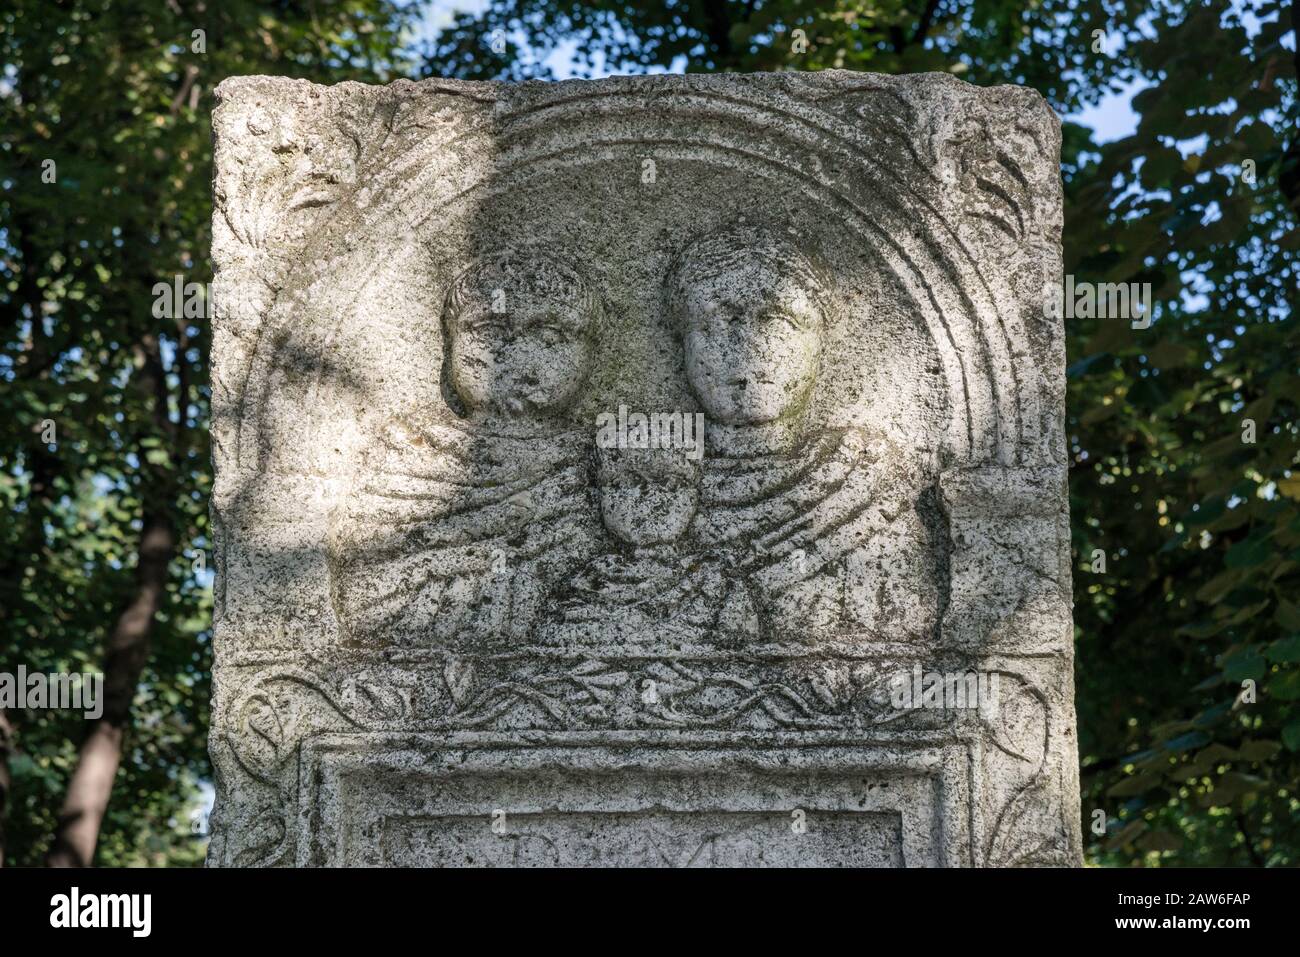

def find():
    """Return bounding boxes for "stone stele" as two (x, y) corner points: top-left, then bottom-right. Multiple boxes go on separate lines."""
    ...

(207, 70), (1081, 867)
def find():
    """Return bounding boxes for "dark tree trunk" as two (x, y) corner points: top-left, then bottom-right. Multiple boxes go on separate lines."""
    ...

(47, 326), (180, 868)
(46, 512), (176, 867)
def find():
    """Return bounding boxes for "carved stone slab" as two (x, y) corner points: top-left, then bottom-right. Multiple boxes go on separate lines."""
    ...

(207, 70), (1080, 867)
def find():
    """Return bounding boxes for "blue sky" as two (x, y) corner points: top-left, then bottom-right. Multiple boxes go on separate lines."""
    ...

(414, 0), (1296, 145)
(415, 0), (1147, 142)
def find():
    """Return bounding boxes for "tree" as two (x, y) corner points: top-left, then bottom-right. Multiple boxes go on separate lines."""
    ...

(2, 0), (1295, 868)
(1, 0), (422, 867)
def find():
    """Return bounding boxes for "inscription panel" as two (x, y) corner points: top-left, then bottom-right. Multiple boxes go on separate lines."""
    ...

(382, 811), (904, 868)
(297, 737), (958, 868)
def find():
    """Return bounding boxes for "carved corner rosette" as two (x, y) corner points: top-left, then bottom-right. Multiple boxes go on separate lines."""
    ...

(212, 79), (460, 280)
(921, 86), (1062, 260)
(211, 665), (412, 866)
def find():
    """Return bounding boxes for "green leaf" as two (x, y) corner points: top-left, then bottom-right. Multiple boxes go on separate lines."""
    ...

(1268, 669), (1300, 701)
(1266, 635), (1300, 663)
(1275, 599), (1300, 631)
(1224, 534), (1272, 569)
(1108, 773), (1162, 797)
(1282, 720), (1300, 753)
(1222, 649), (1266, 683)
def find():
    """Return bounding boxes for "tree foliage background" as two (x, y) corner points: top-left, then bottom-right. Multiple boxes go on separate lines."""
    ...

(1, 0), (1296, 866)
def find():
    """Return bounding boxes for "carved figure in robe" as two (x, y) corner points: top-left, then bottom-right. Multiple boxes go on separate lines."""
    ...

(549, 444), (726, 647)
(665, 223), (939, 643)
(328, 252), (603, 648)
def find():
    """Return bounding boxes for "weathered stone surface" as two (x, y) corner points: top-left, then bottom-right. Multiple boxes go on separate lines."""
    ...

(207, 70), (1081, 867)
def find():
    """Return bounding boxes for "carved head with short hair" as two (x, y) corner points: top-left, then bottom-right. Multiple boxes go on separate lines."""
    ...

(443, 253), (600, 420)
(665, 224), (828, 427)
(596, 445), (700, 547)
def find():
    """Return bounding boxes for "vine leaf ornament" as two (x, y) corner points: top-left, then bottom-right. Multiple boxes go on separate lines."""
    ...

(243, 692), (286, 774)
(443, 655), (476, 706)
(344, 673), (408, 722)
(981, 672), (1065, 867)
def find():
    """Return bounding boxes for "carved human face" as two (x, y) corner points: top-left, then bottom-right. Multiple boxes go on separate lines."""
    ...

(448, 291), (593, 419)
(597, 449), (699, 546)
(679, 265), (824, 426)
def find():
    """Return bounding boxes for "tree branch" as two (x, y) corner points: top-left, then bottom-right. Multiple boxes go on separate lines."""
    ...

(1235, 811), (1265, 867)
(701, 0), (734, 64)
(46, 511), (176, 867)
(46, 321), (180, 867)
(914, 0), (942, 45)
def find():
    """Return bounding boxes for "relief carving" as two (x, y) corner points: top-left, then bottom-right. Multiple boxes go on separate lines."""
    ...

(210, 71), (1080, 867)
(327, 252), (603, 648)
